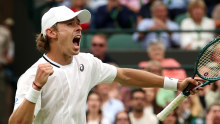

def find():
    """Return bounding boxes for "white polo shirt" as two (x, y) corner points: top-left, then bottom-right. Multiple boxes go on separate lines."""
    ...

(14, 53), (117, 124)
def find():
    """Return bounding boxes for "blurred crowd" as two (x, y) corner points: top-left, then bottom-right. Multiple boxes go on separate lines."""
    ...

(1, 0), (220, 124)
(40, 0), (220, 50)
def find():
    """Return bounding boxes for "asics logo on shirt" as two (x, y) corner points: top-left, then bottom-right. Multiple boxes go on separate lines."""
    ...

(80, 64), (84, 72)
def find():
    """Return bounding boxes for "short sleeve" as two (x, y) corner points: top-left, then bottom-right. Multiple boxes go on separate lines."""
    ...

(88, 54), (117, 88)
(13, 71), (41, 116)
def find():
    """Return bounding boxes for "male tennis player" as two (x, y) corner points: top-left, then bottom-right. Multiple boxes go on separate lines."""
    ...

(9, 6), (202, 124)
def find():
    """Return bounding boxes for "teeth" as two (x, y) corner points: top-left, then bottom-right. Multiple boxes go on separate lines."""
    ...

(75, 36), (80, 39)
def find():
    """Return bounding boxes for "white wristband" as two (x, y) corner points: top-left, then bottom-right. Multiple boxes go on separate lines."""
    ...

(164, 77), (178, 91)
(25, 86), (41, 103)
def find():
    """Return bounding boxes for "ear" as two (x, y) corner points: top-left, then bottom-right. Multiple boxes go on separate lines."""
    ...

(46, 28), (57, 39)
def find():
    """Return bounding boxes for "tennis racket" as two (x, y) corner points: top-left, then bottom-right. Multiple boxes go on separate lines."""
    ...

(157, 36), (220, 121)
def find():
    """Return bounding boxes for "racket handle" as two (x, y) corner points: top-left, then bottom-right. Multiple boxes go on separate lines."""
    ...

(157, 93), (186, 121)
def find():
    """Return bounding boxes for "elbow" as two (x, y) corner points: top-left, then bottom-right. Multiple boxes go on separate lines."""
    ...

(116, 68), (132, 85)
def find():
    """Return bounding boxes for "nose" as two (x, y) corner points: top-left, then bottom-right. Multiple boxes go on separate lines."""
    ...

(75, 24), (82, 33)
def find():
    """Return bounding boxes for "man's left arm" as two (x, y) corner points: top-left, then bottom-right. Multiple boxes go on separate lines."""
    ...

(114, 68), (199, 92)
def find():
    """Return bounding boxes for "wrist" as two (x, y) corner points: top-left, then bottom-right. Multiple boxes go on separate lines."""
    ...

(163, 76), (178, 91)
(25, 86), (41, 103)
(33, 82), (42, 91)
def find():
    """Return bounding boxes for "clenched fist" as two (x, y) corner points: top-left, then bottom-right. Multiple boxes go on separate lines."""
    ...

(33, 63), (54, 90)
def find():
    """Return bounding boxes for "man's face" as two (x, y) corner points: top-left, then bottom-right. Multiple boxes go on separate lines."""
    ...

(190, 7), (204, 22)
(209, 105), (220, 124)
(91, 35), (107, 58)
(152, 5), (168, 21)
(131, 91), (145, 112)
(55, 17), (82, 56)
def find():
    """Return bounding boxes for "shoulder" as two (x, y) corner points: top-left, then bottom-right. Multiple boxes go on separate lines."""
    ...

(110, 98), (124, 106)
(181, 18), (194, 25)
(138, 19), (153, 26)
(203, 17), (215, 24)
(75, 52), (95, 61)
(167, 20), (179, 28)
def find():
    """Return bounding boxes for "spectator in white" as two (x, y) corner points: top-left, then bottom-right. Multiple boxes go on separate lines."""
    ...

(86, 91), (111, 124)
(180, 0), (215, 50)
(129, 89), (158, 124)
(206, 103), (220, 124)
(133, 0), (180, 49)
(142, 88), (163, 115)
(95, 83), (124, 124)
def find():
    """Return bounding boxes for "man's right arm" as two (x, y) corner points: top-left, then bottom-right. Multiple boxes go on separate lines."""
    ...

(8, 84), (40, 124)
(9, 63), (54, 124)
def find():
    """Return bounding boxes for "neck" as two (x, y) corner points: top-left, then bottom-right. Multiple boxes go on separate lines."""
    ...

(46, 51), (73, 65)
(145, 102), (152, 107)
(132, 110), (144, 119)
(87, 111), (100, 121)
(194, 18), (202, 25)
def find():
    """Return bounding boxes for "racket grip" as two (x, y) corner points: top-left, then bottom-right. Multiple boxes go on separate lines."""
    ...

(157, 93), (186, 121)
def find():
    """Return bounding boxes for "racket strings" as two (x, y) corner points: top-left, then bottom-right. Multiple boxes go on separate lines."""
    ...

(198, 39), (220, 79)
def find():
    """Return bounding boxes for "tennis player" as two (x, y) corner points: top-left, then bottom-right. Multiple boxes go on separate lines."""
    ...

(9, 6), (202, 124)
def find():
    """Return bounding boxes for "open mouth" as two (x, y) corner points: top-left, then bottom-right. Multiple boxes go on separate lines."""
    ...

(72, 35), (81, 46)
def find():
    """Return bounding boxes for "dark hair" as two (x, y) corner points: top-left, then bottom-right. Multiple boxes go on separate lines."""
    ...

(86, 90), (102, 124)
(114, 111), (131, 124)
(130, 88), (145, 99)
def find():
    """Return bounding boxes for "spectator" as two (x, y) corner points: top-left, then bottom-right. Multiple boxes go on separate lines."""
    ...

(212, 3), (220, 29)
(142, 88), (163, 115)
(114, 111), (131, 124)
(137, 0), (156, 24)
(94, 0), (136, 29)
(163, 0), (188, 20)
(133, 0), (180, 49)
(206, 103), (220, 124)
(118, 86), (131, 112)
(176, 94), (204, 124)
(129, 89), (158, 124)
(95, 83), (124, 124)
(205, 81), (220, 108)
(204, 0), (220, 17)
(144, 60), (176, 108)
(87, 0), (108, 11)
(138, 41), (187, 80)
(0, 17), (14, 124)
(162, 110), (178, 124)
(180, 0), (215, 50)
(86, 91), (111, 124)
(90, 34), (117, 63)
(119, 0), (148, 13)
(70, 0), (94, 29)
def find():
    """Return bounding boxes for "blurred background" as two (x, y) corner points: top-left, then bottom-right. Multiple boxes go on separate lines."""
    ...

(1, 0), (220, 124)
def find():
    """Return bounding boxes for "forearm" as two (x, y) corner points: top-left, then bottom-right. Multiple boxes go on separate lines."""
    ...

(9, 84), (41, 124)
(9, 99), (35, 124)
(115, 68), (164, 88)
